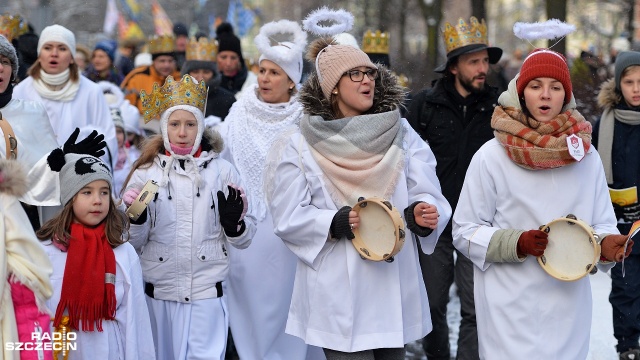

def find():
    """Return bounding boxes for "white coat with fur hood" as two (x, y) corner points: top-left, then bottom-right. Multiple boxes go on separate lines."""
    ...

(127, 129), (255, 303)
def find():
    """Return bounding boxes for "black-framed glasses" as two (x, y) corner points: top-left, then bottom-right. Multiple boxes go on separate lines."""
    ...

(343, 68), (378, 82)
(8, 134), (16, 159)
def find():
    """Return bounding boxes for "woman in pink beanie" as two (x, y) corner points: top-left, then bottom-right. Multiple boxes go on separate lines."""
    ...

(265, 7), (451, 360)
(452, 47), (632, 358)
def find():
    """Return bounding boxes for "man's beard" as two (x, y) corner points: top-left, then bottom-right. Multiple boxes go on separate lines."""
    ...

(458, 73), (487, 95)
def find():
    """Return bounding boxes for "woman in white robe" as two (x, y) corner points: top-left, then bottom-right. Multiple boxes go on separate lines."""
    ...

(13, 25), (117, 171)
(220, 20), (324, 360)
(266, 35), (450, 359)
(452, 49), (632, 359)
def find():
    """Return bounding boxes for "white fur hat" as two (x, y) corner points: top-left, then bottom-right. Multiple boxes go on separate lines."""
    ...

(255, 20), (307, 84)
(38, 24), (76, 58)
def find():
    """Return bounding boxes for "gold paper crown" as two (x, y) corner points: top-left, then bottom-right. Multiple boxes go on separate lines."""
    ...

(147, 35), (175, 55)
(443, 17), (488, 54)
(0, 14), (28, 42)
(140, 75), (207, 123)
(186, 37), (218, 61)
(362, 30), (389, 54)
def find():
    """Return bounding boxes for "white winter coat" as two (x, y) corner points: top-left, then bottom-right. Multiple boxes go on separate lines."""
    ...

(127, 148), (256, 303)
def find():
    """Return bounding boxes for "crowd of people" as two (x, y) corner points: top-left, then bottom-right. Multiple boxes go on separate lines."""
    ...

(0, 7), (638, 360)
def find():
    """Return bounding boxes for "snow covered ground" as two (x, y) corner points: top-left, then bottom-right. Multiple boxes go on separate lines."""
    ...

(405, 269), (618, 359)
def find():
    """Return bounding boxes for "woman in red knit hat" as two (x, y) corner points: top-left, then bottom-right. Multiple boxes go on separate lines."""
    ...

(452, 47), (633, 358)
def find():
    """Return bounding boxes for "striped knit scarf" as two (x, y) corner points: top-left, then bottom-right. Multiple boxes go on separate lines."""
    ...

(299, 109), (405, 208)
(492, 106), (592, 170)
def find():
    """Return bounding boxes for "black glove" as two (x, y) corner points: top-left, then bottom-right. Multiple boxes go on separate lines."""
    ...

(63, 127), (106, 158)
(613, 203), (640, 223)
(217, 185), (246, 236)
(330, 206), (354, 240)
(404, 201), (433, 237)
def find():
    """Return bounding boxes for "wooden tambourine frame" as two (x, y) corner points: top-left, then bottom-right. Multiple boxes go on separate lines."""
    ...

(351, 197), (406, 262)
(538, 214), (600, 281)
(125, 180), (159, 221)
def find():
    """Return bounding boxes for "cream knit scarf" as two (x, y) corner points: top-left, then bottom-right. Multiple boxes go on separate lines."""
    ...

(32, 68), (80, 102)
(299, 109), (405, 208)
(228, 86), (303, 220)
(597, 107), (640, 184)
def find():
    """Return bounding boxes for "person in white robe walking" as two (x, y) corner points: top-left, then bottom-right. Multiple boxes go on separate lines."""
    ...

(220, 19), (325, 360)
(266, 8), (451, 360)
(452, 47), (633, 359)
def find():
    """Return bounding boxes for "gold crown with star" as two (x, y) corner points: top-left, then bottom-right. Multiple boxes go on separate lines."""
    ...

(147, 34), (175, 54)
(186, 37), (218, 61)
(442, 17), (488, 54)
(362, 30), (389, 54)
(140, 75), (207, 123)
(0, 14), (28, 42)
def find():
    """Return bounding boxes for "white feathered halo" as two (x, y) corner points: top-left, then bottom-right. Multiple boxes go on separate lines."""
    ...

(302, 6), (354, 37)
(513, 19), (576, 41)
(254, 20), (307, 63)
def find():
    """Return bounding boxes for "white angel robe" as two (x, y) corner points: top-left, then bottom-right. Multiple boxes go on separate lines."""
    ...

(41, 241), (156, 360)
(14, 76), (118, 171)
(452, 138), (618, 359)
(269, 120), (452, 352)
(0, 98), (60, 205)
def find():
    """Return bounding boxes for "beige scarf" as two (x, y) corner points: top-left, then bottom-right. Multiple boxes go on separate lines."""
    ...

(32, 68), (80, 102)
(299, 109), (405, 208)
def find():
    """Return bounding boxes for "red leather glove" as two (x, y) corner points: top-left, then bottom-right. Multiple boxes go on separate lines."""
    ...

(601, 235), (634, 262)
(517, 230), (549, 257)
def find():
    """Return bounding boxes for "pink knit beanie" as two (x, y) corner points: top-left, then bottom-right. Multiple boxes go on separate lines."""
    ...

(517, 48), (572, 104)
(314, 43), (377, 100)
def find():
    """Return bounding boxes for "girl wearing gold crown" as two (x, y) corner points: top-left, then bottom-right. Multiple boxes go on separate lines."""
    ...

(121, 74), (256, 360)
(220, 19), (324, 360)
(265, 8), (450, 359)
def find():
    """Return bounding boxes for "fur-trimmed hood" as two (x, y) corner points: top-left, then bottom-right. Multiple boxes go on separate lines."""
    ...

(597, 78), (621, 110)
(138, 127), (224, 160)
(298, 65), (407, 119)
(0, 159), (28, 197)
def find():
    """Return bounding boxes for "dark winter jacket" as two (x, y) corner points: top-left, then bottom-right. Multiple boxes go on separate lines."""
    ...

(204, 73), (236, 121)
(220, 65), (250, 95)
(593, 78), (640, 234)
(406, 76), (498, 220)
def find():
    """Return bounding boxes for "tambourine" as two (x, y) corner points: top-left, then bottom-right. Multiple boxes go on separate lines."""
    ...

(125, 180), (159, 221)
(351, 197), (406, 262)
(538, 214), (600, 281)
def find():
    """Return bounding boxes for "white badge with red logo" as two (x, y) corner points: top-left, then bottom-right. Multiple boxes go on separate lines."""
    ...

(566, 134), (585, 161)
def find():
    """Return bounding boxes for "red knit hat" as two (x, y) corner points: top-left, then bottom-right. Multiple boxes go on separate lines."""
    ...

(517, 49), (572, 104)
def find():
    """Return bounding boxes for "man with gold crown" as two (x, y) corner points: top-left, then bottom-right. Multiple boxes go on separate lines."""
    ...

(406, 16), (503, 360)
(121, 74), (255, 360)
(180, 35), (236, 124)
(121, 34), (181, 134)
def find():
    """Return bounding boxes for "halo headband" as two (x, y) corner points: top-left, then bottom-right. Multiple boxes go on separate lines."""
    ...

(303, 7), (354, 37)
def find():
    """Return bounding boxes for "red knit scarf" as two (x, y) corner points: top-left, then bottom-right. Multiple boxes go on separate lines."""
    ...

(54, 222), (116, 332)
(491, 106), (592, 170)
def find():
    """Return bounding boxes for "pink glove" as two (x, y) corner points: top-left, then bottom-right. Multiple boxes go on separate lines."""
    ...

(123, 187), (141, 207)
(228, 183), (248, 222)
